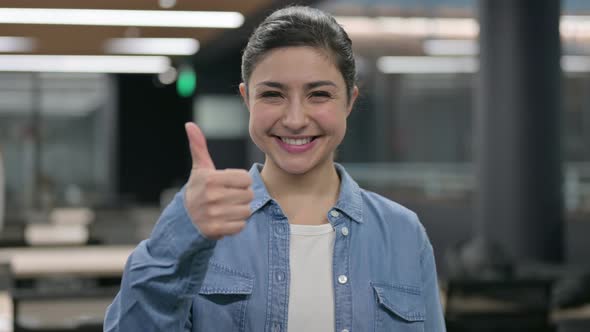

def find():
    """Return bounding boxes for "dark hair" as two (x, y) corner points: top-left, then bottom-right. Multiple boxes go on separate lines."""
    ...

(241, 6), (356, 102)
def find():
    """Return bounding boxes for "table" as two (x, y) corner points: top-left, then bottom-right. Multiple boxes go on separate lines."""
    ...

(0, 245), (134, 278)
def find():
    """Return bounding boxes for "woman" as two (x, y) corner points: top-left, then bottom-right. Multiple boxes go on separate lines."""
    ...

(105, 6), (445, 332)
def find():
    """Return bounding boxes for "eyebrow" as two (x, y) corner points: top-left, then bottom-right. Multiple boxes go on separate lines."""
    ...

(256, 80), (338, 90)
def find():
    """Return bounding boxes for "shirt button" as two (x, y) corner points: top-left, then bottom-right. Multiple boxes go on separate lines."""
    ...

(272, 206), (285, 219)
(338, 275), (348, 284)
(330, 210), (340, 218)
(272, 323), (281, 332)
(341, 226), (349, 236)
(342, 329), (350, 332)
(276, 271), (286, 282)
(275, 224), (287, 234)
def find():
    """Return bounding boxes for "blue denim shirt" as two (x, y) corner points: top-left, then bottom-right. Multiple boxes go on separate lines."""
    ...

(104, 163), (446, 332)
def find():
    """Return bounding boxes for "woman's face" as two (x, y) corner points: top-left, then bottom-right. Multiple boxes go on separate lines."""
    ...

(239, 46), (358, 176)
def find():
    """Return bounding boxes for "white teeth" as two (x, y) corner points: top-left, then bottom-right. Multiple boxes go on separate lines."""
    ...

(281, 137), (312, 145)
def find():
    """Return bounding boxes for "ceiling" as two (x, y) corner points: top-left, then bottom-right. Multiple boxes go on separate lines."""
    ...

(3, 0), (590, 59)
(0, 0), (275, 56)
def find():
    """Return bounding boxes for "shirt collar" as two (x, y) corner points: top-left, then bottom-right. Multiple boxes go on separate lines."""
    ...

(333, 163), (363, 223)
(249, 163), (273, 214)
(248, 163), (363, 223)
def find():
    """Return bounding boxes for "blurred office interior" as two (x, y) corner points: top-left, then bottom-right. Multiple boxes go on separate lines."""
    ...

(0, 0), (590, 331)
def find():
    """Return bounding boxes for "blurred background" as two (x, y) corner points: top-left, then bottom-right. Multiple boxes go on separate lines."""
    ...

(0, 0), (589, 331)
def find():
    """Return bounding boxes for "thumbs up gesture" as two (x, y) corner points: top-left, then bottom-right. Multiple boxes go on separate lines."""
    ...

(184, 123), (254, 240)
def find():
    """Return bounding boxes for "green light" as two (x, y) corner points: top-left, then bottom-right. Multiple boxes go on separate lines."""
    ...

(176, 67), (196, 97)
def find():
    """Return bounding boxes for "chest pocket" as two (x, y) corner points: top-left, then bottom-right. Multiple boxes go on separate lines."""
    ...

(372, 283), (425, 332)
(193, 262), (254, 332)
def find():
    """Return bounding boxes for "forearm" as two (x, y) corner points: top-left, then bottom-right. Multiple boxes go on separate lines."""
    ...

(104, 188), (216, 331)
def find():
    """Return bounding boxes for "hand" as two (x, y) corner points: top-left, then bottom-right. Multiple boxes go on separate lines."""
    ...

(184, 123), (254, 240)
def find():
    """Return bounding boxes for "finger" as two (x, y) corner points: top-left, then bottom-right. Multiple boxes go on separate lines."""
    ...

(209, 205), (251, 221)
(185, 122), (215, 170)
(204, 220), (247, 240)
(210, 169), (253, 189)
(206, 188), (254, 205)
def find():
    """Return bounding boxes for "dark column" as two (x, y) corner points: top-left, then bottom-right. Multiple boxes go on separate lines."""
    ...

(117, 74), (193, 204)
(475, 0), (563, 263)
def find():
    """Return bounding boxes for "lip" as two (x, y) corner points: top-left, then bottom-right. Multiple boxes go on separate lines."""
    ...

(275, 136), (318, 153)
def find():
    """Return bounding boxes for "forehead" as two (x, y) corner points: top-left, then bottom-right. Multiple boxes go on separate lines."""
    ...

(249, 46), (343, 87)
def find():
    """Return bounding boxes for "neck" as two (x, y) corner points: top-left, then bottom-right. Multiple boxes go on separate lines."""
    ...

(260, 158), (340, 211)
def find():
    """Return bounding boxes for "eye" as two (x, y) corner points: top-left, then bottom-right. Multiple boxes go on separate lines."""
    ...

(309, 90), (333, 101)
(259, 91), (283, 99)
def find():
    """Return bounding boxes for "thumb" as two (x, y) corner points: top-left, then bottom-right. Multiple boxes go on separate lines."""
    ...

(185, 122), (215, 170)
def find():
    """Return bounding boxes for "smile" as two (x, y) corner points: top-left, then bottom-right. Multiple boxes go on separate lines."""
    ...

(275, 136), (318, 153)
(280, 137), (313, 145)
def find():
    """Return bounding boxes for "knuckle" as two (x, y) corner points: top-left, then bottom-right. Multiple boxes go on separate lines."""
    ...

(237, 189), (252, 203)
(245, 176), (253, 186)
(246, 188), (255, 200)
(229, 221), (247, 234)
(240, 173), (253, 185)
(233, 170), (250, 179)
(240, 205), (251, 218)
(207, 222), (222, 237)
(204, 173), (218, 187)
(204, 191), (217, 203)
(205, 206), (218, 219)
(199, 223), (214, 237)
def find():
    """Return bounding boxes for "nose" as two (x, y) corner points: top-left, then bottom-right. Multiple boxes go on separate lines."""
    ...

(281, 101), (308, 131)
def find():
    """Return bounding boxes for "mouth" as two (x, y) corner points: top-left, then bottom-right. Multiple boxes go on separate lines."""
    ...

(278, 136), (318, 146)
(273, 135), (319, 153)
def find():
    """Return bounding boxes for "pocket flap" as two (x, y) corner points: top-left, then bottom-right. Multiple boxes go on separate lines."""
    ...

(372, 283), (425, 322)
(199, 262), (254, 295)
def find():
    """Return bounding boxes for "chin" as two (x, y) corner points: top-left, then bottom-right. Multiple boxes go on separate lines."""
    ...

(274, 153), (334, 176)
(276, 161), (315, 175)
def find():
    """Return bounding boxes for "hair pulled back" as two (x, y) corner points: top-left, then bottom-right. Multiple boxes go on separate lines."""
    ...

(241, 6), (356, 101)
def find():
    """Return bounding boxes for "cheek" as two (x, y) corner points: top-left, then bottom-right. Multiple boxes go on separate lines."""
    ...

(314, 107), (348, 134)
(249, 105), (277, 135)
(248, 113), (267, 152)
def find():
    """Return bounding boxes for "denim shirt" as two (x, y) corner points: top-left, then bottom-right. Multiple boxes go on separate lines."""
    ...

(104, 163), (446, 332)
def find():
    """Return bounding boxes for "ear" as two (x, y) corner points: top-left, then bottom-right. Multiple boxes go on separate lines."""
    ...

(346, 86), (359, 117)
(239, 83), (250, 112)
